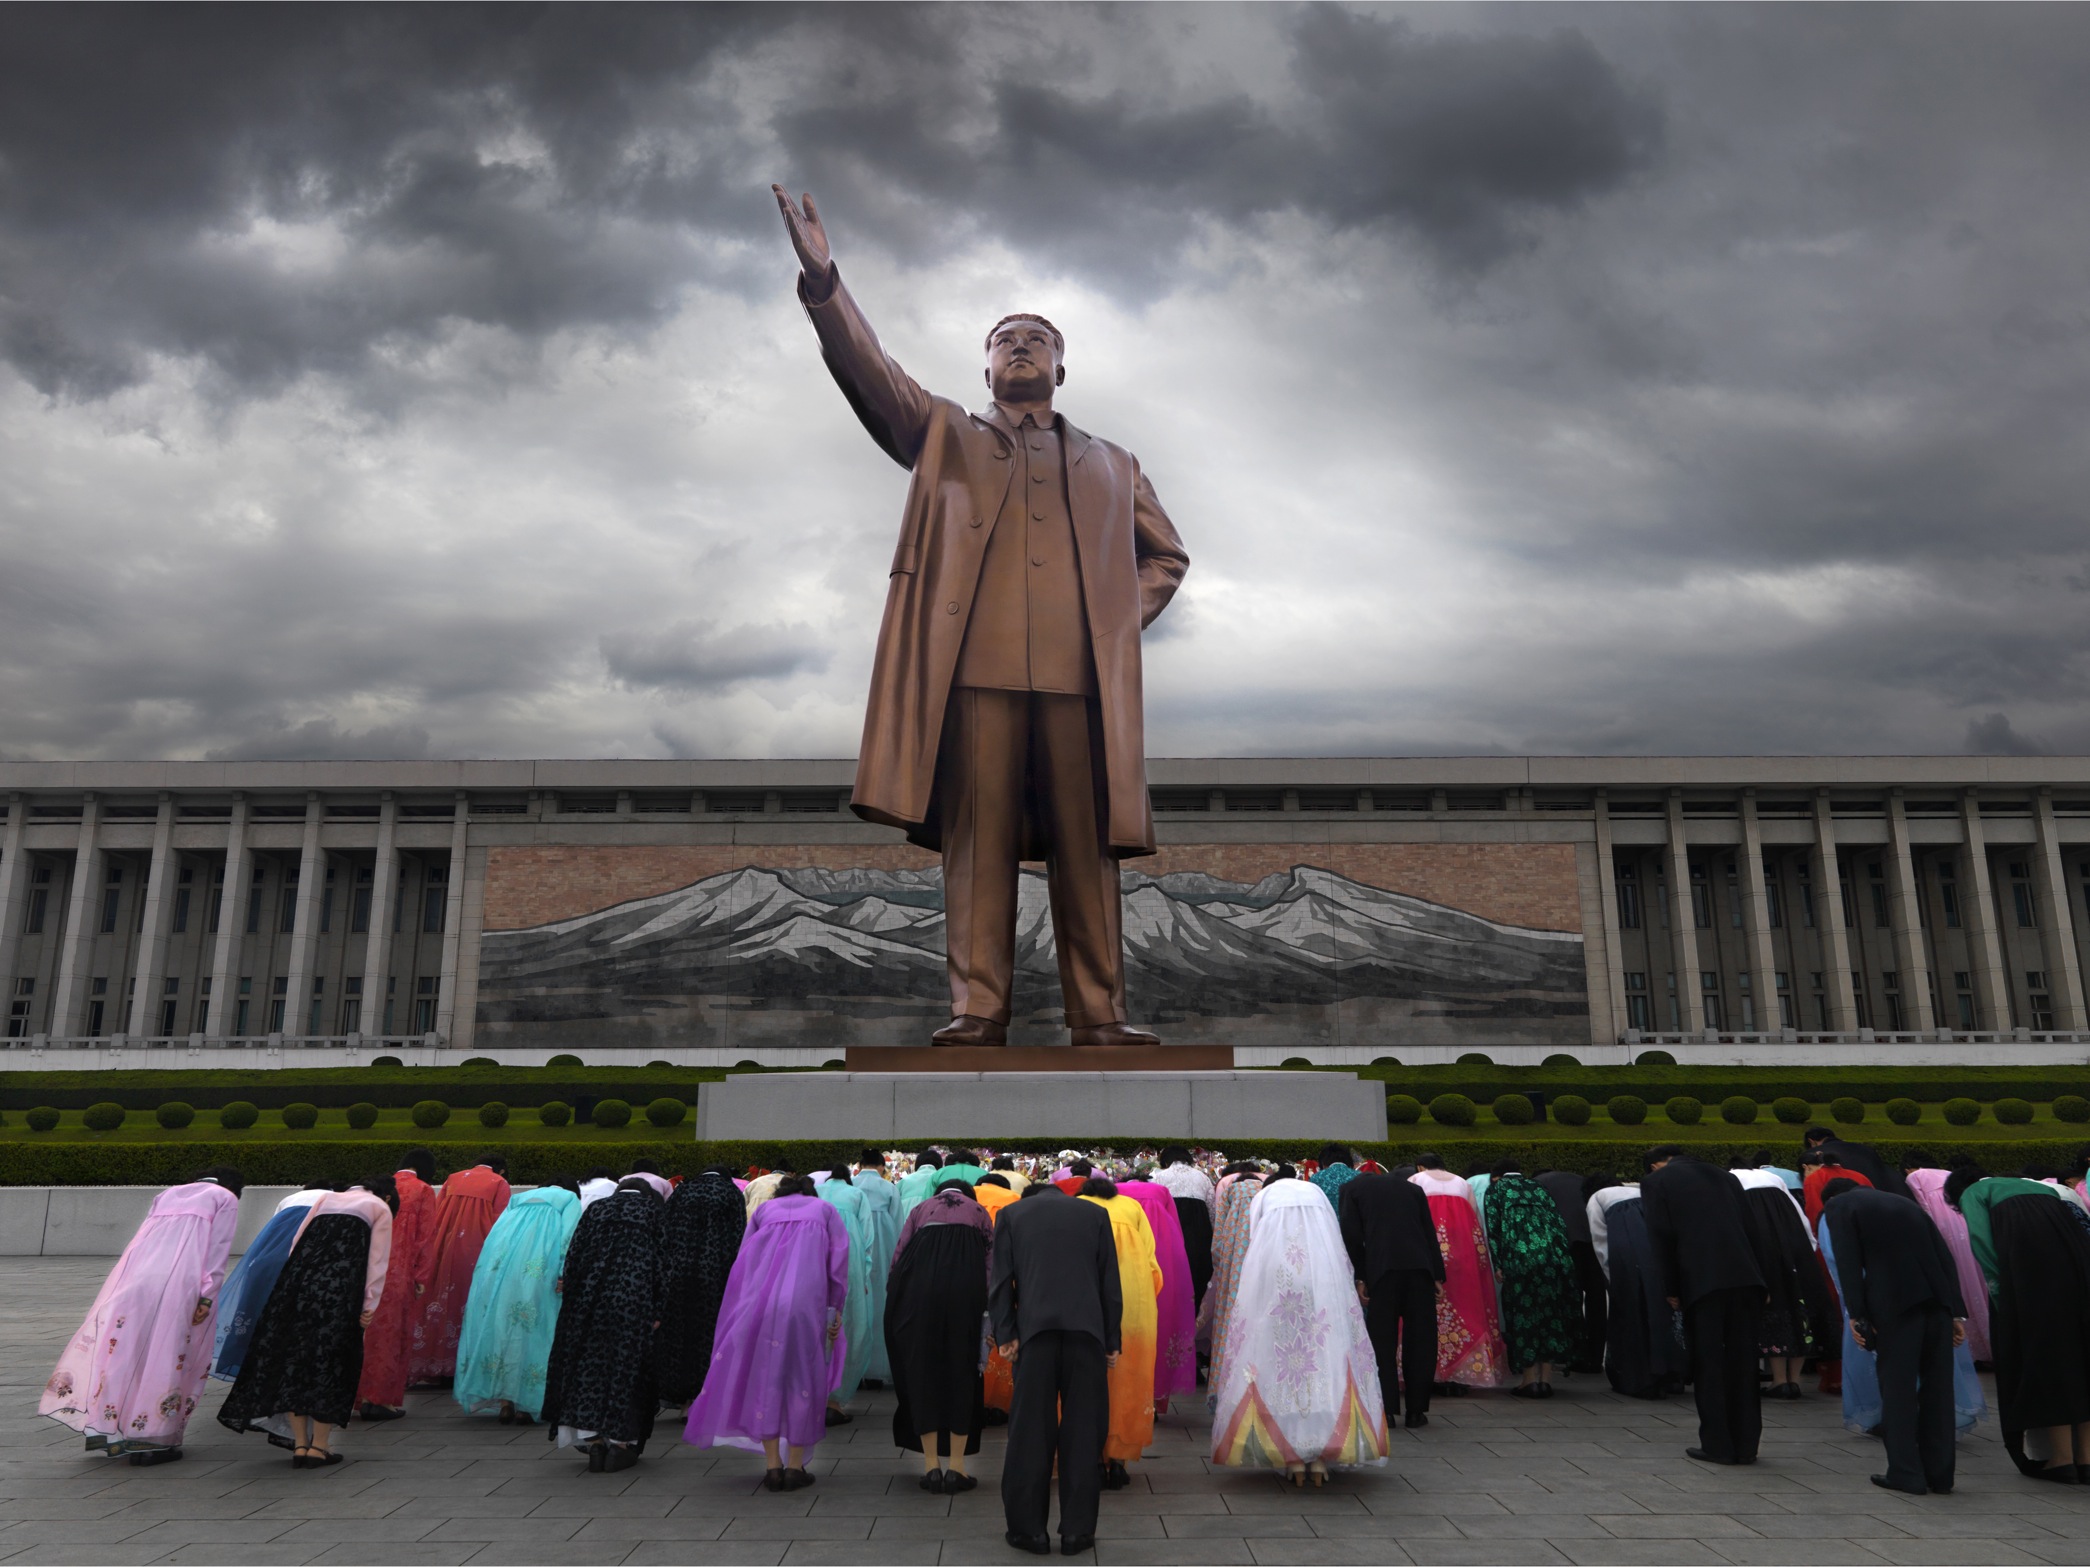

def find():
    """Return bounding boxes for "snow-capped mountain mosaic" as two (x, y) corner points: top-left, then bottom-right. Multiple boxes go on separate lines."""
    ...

(475, 863), (1588, 1050)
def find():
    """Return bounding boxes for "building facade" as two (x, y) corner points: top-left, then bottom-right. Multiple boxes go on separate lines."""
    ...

(3, 757), (2089, 1066)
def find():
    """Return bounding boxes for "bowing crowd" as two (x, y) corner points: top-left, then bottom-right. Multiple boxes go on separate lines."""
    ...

(39, 1132), (2090, 1551)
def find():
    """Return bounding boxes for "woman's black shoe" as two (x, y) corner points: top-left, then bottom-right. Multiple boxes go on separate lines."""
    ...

(763, 1467), (787, 1492)
(920, 1469), (945, 1492)
(1102, 1459), (1130, 1490)
(943, 1471), (977, 1494)
(2038, 1463), (2080, 1483)
(603, 1445), (639, 1473)
(784, 1467), (815, 1490)
(824, 1406), (853, 1426)
(587, 1443), (607, 1472)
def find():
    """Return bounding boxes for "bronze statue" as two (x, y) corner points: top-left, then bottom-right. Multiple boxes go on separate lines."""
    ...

(774, 188), (1190, 1048)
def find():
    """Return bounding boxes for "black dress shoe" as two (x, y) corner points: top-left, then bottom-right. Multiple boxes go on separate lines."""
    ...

(784, 1467), (815, 1490)
(1005, 1531), (1052, 1555)
(1404, 1412), (1429, 1429)
(920, 1468), (945, 1492)
(128, 1447), (183, 1466)
(602, 1445), (639, 1473)
(587, 1443), (607, 1472)
(2037, 1464), (2080, 1483)
(982, 1407), (1009, 1426)
(1685, 1447), (1730, 1464)
(942, 1470), (977, 1494)
(358, 1402), (406, 1422)
(1102, 1458), (1130, 1489)
(1060, 1537), (1096, 1556)
(1927, 1478), (1954, 1494)
(932, 1015), (1008, 1047)
(763, 1468), (787, 1492)
(1871, 1474), (1925, 1495)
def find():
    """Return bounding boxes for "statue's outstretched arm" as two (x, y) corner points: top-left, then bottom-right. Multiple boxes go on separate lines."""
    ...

(774, 186), (933, 469)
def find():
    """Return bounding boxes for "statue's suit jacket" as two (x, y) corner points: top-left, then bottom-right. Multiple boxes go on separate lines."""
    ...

(801, 268), (1190, 857)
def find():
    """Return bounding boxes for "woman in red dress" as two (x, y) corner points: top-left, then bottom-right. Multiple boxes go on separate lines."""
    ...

(409, 1155), (511, 1384)
(357, 1150), (439, 1418)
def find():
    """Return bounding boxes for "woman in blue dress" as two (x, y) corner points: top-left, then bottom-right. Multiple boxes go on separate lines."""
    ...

(211, 1184), (330, 1382)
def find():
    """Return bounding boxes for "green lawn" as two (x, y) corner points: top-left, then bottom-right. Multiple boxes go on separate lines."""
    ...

(0, 1106), (689, 1143)
(1398, 1104), (2090, 1143)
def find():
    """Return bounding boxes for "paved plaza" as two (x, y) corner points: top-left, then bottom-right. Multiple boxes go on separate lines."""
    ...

(4, 1260), (2089, 1566)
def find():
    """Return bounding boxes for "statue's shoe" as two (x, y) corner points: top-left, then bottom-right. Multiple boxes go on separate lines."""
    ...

(1069, 1023), (1160, 1047)
(930, 1015), (1007, 1047)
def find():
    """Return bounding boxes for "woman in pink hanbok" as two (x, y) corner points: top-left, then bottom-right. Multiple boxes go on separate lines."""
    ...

(1118, 1180), (1199, 1409)
(41, 1167), (245, 1464)
(1907, 1166), (1993, 1363)
(1410, 1157), (1509, 1390)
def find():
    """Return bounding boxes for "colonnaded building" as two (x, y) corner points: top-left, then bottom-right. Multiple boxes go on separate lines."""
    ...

(2, 757), (2088, 1068)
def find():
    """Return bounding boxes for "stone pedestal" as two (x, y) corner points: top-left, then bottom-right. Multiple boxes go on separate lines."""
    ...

(695, 1069), (1386, 1143)
(843, 1045), (1236, 1072)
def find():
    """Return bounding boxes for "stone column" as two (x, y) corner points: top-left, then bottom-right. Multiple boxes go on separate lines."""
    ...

(0, 796), (29, 1005)
(128, 795), (178, 1038)
(1811, 791), (1859, 1031)
(1663, 792), (1703, 1033)
(360, 793), (399, 1039)
(1738, 793), (1782, 1034)
(1958, 790), (2013, 1031)
(280, 794), (325, 1037)
(2033, 789), (2087, 1030)
(1885, 792), (1936, 1032)
(1592, 794), (1630, 1044)
(208, 796), (250, 1038)
(433, 796), (469, 1044)
(49, 794), (103, 1037)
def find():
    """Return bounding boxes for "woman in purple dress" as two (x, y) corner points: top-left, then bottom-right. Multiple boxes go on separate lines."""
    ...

(683, 1175), (849, 1491)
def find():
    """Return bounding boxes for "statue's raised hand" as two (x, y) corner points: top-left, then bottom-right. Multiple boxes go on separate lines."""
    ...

(772, 186), (832, 282)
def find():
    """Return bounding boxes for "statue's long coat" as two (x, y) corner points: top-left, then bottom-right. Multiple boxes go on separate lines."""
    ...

(801, 269), (1190, 857)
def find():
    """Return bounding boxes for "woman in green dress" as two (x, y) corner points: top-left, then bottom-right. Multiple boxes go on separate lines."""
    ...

(817, 1174), (878, 1422)
(1482, 1162), (1579, 1398)
(453, 1183), (582, 1424)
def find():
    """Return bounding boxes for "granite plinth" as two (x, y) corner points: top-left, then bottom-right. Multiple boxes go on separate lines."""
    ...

(844, 1044), (1235, 1072)
(695, 1068), (1387, 1142)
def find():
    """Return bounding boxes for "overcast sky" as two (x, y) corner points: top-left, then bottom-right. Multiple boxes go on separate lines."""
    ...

(3, 3), (2087, 764)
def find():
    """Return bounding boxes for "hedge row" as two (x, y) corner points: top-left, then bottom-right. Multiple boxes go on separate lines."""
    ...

(0, 1066), (743, 1112)
(1358, 1063), (2090, 1104)
(6, 1134), (2086, 1189)
(1388, 1091), (2087, 1129)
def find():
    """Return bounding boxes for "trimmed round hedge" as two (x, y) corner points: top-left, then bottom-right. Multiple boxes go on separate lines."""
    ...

(219, 1101), (258, 1130)
(26, 1106), (59, 1132)
(1493, 1093), (1535, 1127)
(539, 1101), (573, 1127)
(1719, 1095), (1757, 1125)
(461, 1057), (499, 1067)
(280, 1103), (319, 1130)
(1455, 1053), (1493, 1066)
(1608, 1094), (1648, 1126)
(1636, 1049), (1677, 1066)
(1552, 1094), (1592, 1127)
(1995, 1097), (2034, 1125)
(411, 1100), (451, 1130)
(645, 1097), (687, 1129)
(1943, 1097), (1981, 1126)
(2058, 1094), (2090, 1125)
(592, 1098), (633, 1129)
(479, 1101), (510, 1129)
(370, 1055), (403, 1068)
(1772, 1096), (1811, 1125)
(1664, 1095), (1703, 1126)
(346, 1102), (379, 1130)
(1386, 1094), (1424, 1125)
(1429, 1093), (1477, 1128)
(1885, 1098), (1921, 1126)
(1830, 1096), (1865, 1124)
(83, 1102), (126, 1132)
(1541, 1054), (1581, 1068)
(547, 1053), (584, 1068)
(156, 1102), (195, 1130)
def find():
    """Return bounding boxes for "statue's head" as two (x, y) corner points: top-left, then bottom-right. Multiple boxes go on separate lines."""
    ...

(985, 313), (1064, 402)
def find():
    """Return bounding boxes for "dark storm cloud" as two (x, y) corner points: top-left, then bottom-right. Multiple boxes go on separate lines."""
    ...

(601, 620), (831, 691)
(205, 720), (433, 762)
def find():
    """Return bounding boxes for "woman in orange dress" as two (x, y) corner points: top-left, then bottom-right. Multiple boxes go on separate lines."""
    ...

(1080, 1177), (1164, 1490)
(973, 1175), (1021, 1419)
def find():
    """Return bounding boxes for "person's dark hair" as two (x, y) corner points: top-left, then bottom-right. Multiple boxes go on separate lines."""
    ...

(775, 1174), (815, 1199)
(915, 1150), (943, 1171)
(1389, 1163), (1418, 1180)
(362, 1174), (400, 1212)
(192, 1164), (245, 1197)
(1020, 1180), (1052, 1198)
(1415, 1153), (1445, 1171)
(629, 1157), (660, 1176)
(986, 312), (1065, 355)
(933, 1178), (977, 1199)
(1160, 1145), (1191, 1168)
(1727, 1155), (1753, 1170)
(1943, 1166), (1987, 1209)
(824, 1170), (855, 1187)
(978, 1173), (1011, 1191)
(858, 1149), (885, 1169)
(550, 1176), (581, 1196)
(1585, 1175), (1621, 1197)
(1079, 1176), (1117, 1199)
(480, 1153), (507, 1175)
(401, 1148), (437, 1184)
(990, 1155), (1016, 1171)
(617, 1175), (665, 1200)
(302, 1178), (333, 1191)
(1318, 1143), (1350, 1168)
(1642, 1144), (1686, 1172)
(1463, 1160), (1491, 1179)
(1819, 1177), (1861, 1205)
(585, 1166), (614, 1182)
(2021, 1162), (2058, 1182)
(1804, 1128), (1835, 1146)
(1489, 1157), (1521, 1179)
(1799, 1150), (1824, 1168)
(1271, 1164), (1298, 1182)
(1069, 1159), (1094, 1177)
(1750, 1150), (1775, 1167)
(1221, 1161), (1259, 1177)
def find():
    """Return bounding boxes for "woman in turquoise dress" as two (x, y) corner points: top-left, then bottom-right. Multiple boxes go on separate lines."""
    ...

(453, 1184), (582, 1423)
(851, 1159), (902, 1385)
(818, 1175), (877, 1418)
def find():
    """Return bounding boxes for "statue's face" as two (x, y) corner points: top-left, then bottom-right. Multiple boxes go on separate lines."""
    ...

(985, 319), (1064, 401)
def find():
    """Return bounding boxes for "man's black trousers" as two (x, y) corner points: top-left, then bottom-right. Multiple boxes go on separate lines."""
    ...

(1570, 1240), (1609, 1371)
(1002, 1329), (1110, 1542)
(1365, 1269), (1439, 1420)
(1874, 1304), (1957, 1491)
(1684, 1287), (1764, 1463)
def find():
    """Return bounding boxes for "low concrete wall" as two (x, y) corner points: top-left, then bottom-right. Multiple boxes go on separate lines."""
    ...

(0, 1185), (300, 1258)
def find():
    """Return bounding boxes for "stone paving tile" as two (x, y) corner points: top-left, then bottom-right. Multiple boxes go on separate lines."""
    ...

(570, 1515), (729, 1541)
(1308, 1512), (1464, 1538)
(303, 1547), (477, 1566)
(1711, 1544), (1894, 1566)
(457, 1544), (631, 1565)
(781, 1544), (939, 1565)
(1092, 1544), (1255, 1565)
(623, 1547), (785, 1567)
(420, 1517), (589, 1543)
(1592, 1511), (1770, 1538)
(1556, 1542), (1732, 1566)
(1405, 1544), (1572, 1565)
(1243, 1543), (1417, 1566)
(148, 1547), (325, 1566)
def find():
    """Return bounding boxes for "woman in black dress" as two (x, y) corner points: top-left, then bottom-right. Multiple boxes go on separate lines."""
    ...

(542, 1176), (667, 1472)
(219, 1179), (396, 1467)
(654, 1169), (746, 1407)
(884, 1181), (994, 1494)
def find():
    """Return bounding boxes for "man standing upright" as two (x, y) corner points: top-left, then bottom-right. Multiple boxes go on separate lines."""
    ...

(774, 188), (1190, 1049)
(1822, 1180), (1968, 1495)
(1639, 1146), (1767, 1464)
(989, 1182), (1124, 1555)
(1338, 1171), (1444, 1428)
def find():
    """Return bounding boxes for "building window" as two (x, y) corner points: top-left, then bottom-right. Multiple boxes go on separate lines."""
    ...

(1776, 972), (1796, 1029)
(171, 886), (190, 934)
(352, 864), (373, 934)
(280, 871), (299, 934)
(308, 974), (325, 1034)
(1616, 867), (1641, 930)
(1798, 870), (1815, 929)
(195, 976), (211, 1035)
(1882, 973), (1903, 1031)
(319, 883), (334, 935)
(1869, 863), (1890, 927)
(1726, 865), (1743, 928)
(423, 865), (448, 934)
(2011, 862), (2036, 927)
(2033, 993), (2056, 1031)
(235, 976), (252, 1036)
(100, 869), (121, 934)
(1957, 991), (1975, 1030)
(268, 975), (287, 1032)
(1940, 866), (1962, 928)
(1766, 878), (1784, 929)
(414, 974), (438, 1032)
(1690, 867), (1712, 930)
(1623, 971), (1649, 1031)
(8, 976), (33, 1038)
(1851, 973), (1869, 1030)
(1840, 874), (1856, 928)
(246, 882), (263, 935)
(1737, 970), (1754, 1030)
(342, 975), (362, 1034)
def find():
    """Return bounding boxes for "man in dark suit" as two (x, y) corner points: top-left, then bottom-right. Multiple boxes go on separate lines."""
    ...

(1805, 1127), (1911, 1198)
(1823, 1179), (1969, 1494)
(989, 1182), (1124, 1555)
(1640, 1146), (1768, 1464)
(1538, 1169), (1608, 1372)
(1338, 1173), (1444, 1428)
